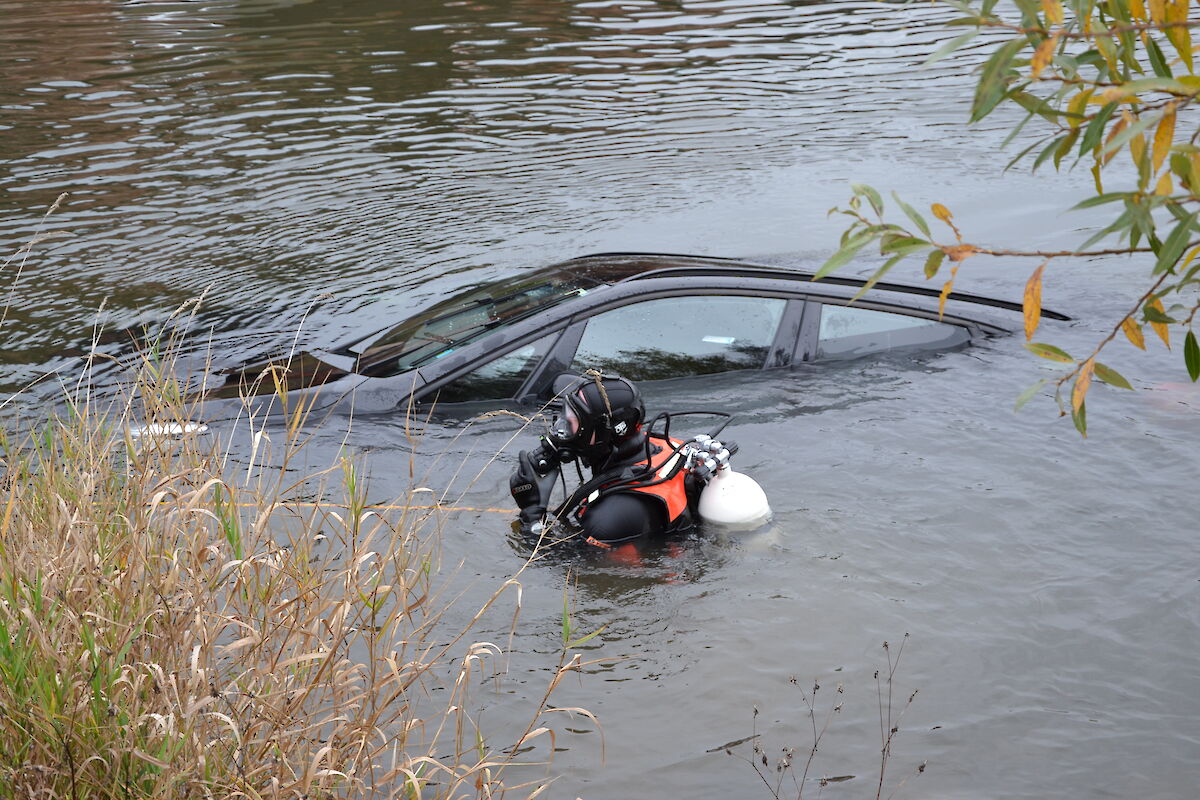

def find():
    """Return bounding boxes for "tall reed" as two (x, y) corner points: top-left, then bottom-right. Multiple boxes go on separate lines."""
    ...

(0, 321), (583, 799)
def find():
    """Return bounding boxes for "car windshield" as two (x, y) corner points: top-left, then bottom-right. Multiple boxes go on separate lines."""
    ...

(357, 269), (602, 377)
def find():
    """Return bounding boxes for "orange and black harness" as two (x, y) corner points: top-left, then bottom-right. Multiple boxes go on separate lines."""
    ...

(554, 433), (694, 548)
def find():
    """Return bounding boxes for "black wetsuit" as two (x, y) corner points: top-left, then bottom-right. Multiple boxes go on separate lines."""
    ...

(580, 491), (668, 545)
(568, 433), (694, 546)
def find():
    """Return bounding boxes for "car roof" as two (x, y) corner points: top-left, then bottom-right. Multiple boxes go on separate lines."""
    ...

(563, 252), (1071, 321)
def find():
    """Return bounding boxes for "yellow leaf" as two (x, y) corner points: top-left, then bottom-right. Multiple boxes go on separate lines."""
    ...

(1023, 263), (1046, 341)
(1190, 154), (1200, 192)
(1031, 35), (1058, 79)
(1153, 105), (1176, 174)
(1131, 0), (1146, 20)
(1165, 0), (1194, 72)
(1067, 90), (1093, 128)
(1150, 298), (1171, 348)
(1041, 0), (1064, 25)
(1103, 115), (1129, 165)
(938, 265), (958, 319)
(1179, 243), (1200, 274)
(1149, 0), (1167, 24)
(1129, 124), (1147, 170)
(1072, 359), (1094, 413)
(1121, 316), (1147, 350)
(1169, 25), (1194, 73)
(931, 203), (953, 224)
(1156, 171), (1174, 194)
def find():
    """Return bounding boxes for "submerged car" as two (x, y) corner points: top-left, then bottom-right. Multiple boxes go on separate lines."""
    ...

(203, 253), (1069, 416)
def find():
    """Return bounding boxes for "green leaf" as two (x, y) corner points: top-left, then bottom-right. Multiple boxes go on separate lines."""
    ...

(1097, 112), (1154, 159)
(879, 235), (930, 255)
(1033, 134), (1066, 172)
(1186, 330), (1200, 382)
(1078, 103), (1118, 156)
(1011, 91), (1060, 123)
(972, 38), (1027, 123)
(1146, 34), (1172, 78)
(1005, 136), (1048, 171)
(1070, 192), (1132, 210)
(1014, 378), (1047, 412)
(924, 249), (945, 279)
(1010, 0), (1040, 26)
(893, 192), (932, 239)
(851, 253), (904, 302)
(1072, 399), (1087, 437)
(1024, 342), (1075, 363)
(1002, 109), (1036, 150)
(1170, 152), (1194, 189)
(925, 31), (979, 66)
(561, 591), (571, 646)
(1117, 77), (1190, 95)
(1053, 127), (1081, 169)
(1094, 361), (1134, 390)
(815, 230), (876, 279)
(567, 624), (609, 650)
(1075, 206), (1133, 251)
(1154, 215), (1197, 275)
(1132, 203), (1156, 244)
(1142, 304), (1177, 324)
(1168, 201), (1194, 224)
(851, 183), (884, 216)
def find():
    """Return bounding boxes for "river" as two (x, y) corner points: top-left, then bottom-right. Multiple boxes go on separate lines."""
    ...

(2, 1), (1198, 798)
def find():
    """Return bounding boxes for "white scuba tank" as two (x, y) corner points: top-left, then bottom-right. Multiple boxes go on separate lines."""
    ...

(697, 466), (771, 528)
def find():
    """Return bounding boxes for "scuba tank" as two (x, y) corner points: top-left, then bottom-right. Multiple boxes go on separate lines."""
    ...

(681, 434), (772, 528)
(698, 468), (772, 527)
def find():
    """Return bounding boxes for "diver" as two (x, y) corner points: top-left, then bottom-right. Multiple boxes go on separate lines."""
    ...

(509, 372), (769, 549)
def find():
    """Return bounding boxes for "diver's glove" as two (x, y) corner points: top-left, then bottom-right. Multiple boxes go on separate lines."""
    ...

(510, 443), (561, 533)
(510, 449), (546, 519)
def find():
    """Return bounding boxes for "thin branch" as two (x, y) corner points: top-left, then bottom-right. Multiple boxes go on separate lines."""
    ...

(1053, 270), (1174, 390)
(963, 245), (1154, 258)
(970, 16), (1200, 41)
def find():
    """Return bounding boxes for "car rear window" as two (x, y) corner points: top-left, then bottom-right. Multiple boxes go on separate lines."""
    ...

(816, 304), (967, 359)
(358, 271), (600, 377)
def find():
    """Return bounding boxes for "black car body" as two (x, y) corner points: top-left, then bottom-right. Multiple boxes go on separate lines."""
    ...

(204, 253), (1069, 417)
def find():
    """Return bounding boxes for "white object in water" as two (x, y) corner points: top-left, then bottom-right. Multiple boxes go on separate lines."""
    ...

(129, 421), (209, 439)
(698, 467), (771, 528)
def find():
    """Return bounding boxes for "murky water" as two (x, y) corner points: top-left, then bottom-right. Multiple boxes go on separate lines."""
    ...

(3, 1), (1199, 798)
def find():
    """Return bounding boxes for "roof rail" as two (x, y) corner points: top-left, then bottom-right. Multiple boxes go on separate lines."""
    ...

(610, 261), (1072, 322)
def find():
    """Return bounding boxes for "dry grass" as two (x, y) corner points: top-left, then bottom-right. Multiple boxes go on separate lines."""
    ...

(0, 319), (593, 799)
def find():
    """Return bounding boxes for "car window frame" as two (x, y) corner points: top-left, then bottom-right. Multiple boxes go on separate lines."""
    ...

(413, 327), (569, 408)
(407, 287), (993, 409)
(518, 289), (808, 396)
(797, 298), (980, 362)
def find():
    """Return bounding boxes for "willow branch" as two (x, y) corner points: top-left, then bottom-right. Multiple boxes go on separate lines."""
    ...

(970, 16), (1200, 40)
(1054, 270), (1175, 391)
(947, 245), (1154, 258)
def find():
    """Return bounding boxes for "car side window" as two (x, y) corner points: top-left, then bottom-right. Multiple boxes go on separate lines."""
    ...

(816, 304), (967, 359)
(432, 334), (557, 404)
(570, 295), (787, 381)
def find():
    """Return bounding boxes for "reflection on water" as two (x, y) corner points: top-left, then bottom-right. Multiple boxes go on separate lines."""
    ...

(4, 2), (1200, 799)
(1, 0), (979, 386)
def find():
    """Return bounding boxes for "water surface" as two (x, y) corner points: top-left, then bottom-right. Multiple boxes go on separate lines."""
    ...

(3, 1), (1198, 798)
